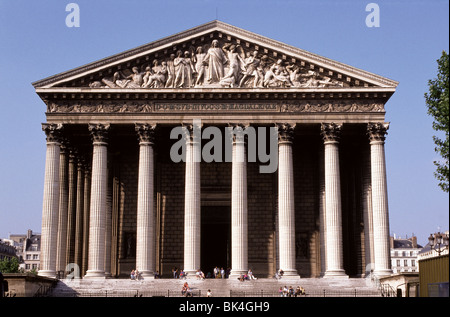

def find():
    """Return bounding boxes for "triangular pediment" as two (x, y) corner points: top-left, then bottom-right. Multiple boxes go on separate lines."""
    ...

(32, 20), (398, 91)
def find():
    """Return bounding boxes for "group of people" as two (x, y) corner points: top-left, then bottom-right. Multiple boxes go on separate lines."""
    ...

(181, 282), (193, 297)
(279, 285), (306, 297)
(172, 267), (232, 279)
(130, 269), (142, 280)
(237, 269), (257, 281)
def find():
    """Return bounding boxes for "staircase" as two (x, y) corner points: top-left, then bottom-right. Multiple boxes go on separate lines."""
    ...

(50, 277), (382, 297)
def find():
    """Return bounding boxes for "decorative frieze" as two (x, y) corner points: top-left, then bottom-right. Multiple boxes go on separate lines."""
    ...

(46, 100), (384, 114)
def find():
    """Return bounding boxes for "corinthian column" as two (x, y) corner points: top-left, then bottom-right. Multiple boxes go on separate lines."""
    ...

(368, 122), (392, 277)
(183, 123), (201, 277)
(56, 140), (68, 273)
(321, 123), (347, 278)
(277, 123), (298, 277)
(74, 158), (85, 271)
(135, 123), (156, 278)
(229, 124), (248, 278)
(39, 123), (63, 278)
(85, 123), (109, 279)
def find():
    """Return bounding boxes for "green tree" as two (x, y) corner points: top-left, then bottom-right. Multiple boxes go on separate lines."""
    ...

(0, 257), (20, 273)
(425, 50), (449, 193)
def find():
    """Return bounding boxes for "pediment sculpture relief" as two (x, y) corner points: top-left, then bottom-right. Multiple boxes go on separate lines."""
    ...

(88, 39), (348, 90)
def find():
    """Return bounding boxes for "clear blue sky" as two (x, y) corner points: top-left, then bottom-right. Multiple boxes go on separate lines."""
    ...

(0, 0), (448, 247)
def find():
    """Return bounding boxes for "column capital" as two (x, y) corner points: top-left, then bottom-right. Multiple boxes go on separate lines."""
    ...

(321, 122), (342, 143)
(277, 123), (296, 143)
(135, 123), (156, 144)
(367, 122), (389, 143)
(182, 121), (202, 143)
(88, 123), (110, 144)
(42, 123), (63, 143)
(228, 122), (250, 143)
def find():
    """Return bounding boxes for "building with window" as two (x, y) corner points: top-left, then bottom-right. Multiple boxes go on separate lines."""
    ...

(0, 239), (17, 263)
(9, 230), (41, 272)
(390, 235), (422, 273)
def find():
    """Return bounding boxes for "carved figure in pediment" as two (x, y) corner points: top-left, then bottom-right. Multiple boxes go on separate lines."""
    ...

(239, 51), (261, 88)
(100, 72), (128, 88)
(193, 46), (207, 86)
(183, 51), (196, 88)
(263, 59), (292, 88)
(219, 43), (246, 87)
(165, 53), (176, 88)
(317, 76), (344, 88)
(174, 50), (186, 88)
(174, 50), (196, 88)
(143, 59), (168, 88)
(89, 81), (103, 88)
(202, 39), (228, 84)
(286, 64), (302, 87)
(121, 67), (144, 88)
(297, 70), (320, 88)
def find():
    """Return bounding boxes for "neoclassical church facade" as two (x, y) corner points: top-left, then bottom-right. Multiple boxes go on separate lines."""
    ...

(33, 21), (398, 279)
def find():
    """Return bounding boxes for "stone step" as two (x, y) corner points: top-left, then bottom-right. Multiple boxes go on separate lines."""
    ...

(50, 277), (381, 297)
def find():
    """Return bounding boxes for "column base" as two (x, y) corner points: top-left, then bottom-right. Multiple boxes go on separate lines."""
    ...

(184, 270), (200, 279)
(37, 270), (57, 279)
(323, 270), (348, 279)
(84, 270), (106, 279)
(279, 269), (300, 279)
(140, 271), (156, 279)
(229, 270), (248, 280)
(373, 269), (393, 278)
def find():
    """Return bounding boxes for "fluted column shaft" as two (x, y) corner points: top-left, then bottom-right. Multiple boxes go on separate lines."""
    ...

(56, 142), (68, 273)
(74, 159), (84, 271)
(277, 123), (298, 276)
(230, 125), (248, 277)
(368, 123), (392, 277)
(65, 150), (77, 265)
(184, 124), (201, 276)
(321, 123), (347, 278)
(82, 165), (91, 276)
(136, 124), (156, 277)
(85, 124), (109, 278)
(39, 124), (63, 278)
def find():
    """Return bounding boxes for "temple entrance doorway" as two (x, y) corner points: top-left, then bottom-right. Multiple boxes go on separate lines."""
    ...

(201, 206), (231, 277)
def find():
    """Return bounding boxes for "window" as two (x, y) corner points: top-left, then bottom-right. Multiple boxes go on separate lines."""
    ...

(404, 260), (408, 267)
(396, 260), (400, 267)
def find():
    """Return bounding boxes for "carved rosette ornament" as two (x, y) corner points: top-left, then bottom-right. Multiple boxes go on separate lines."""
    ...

(367, 122), (389, 143)
(42, 123), (63, 143)
(88, 124), (110, 145)
(277, 123), (295, 144)
(320, 123), (342, 143)
(135, 123), (156, 145)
